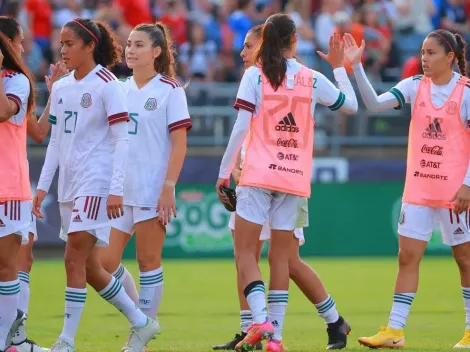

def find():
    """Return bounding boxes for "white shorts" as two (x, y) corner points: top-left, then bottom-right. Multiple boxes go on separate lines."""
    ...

(235, 186), (305, 231)
(398, 203), (470, 246)
(228, 213), (305, 245)
(0, 200), (32, 244)
(27, 215), (38, 242)
(59, 196), (111, 247)
(111, 205), (158, 235)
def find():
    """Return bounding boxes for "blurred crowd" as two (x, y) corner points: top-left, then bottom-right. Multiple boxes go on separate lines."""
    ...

(2, 0), (470, 83)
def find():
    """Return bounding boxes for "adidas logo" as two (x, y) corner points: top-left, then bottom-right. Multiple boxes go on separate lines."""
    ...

(454, 227), (464, 235)
(419, 101), (426, 107)
(0, 219), (4, 227)
(276, 113), (299, 133)
(271, 320), (279, 327)
(73, 214), (82, 222)
(58, 98), (63, 104)
(141, 207), (151, 211)
(422, 117), (446, 140)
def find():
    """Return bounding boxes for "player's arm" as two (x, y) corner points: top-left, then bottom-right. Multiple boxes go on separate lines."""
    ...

(104, 80), (130, 197)
(352, 62), (413, 112)
(231, 150), (242, 185)
(0, 74), (30, 123)
(165, 87), (192, 187)
(27, 97), (52, 143)
(37, 122), (59, 194)
(315, 69), (358, 115)
(219, 69), (256, 179)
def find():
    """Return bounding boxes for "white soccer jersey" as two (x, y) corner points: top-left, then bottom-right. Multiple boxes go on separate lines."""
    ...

(390, 72), (470, 127)
(38, 65), (129, 202)
(1, 69), (30, 125)
(119, 74), (191, 206)
(234, 58), (357, 118)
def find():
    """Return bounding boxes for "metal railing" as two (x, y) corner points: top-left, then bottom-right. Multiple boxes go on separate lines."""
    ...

(32, 81), (410, 155)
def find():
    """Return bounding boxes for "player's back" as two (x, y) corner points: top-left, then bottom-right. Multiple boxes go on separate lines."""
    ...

(53, 65), (127, 201)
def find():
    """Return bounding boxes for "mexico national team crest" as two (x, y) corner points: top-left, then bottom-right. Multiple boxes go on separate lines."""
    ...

(145, 98), (157, 111)
(446, 101), (457, 115)
(81, 93), (92, 108)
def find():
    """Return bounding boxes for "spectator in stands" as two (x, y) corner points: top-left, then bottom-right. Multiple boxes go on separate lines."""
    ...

(94, 0), (123, 30)
(159, 0), (188, 46)
(440, 0), (470, 35)
(392, 0), (435, 34)
(286, 0), (316, 68)
(315, 0), (344, 53)
(115, 0), (152, 27)
(22, 29), (47, 79)
(401, 50), (422, 79)
(53, 0), (94, 29)
(179, 21), (218, 81)
(25, 0), (52, 59)
(204, 4), (223, 51)
(228, 0), (255, 68)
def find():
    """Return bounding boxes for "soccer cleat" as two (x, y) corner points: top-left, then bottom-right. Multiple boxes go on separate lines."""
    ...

(212, 332), (262, 350)
(265, 338), (285, 352)
(235, 320), (274, 351)
(358, 326), (405, 349)
(49, 340), (74, 352)
(121, 318), (160, 352)
(7, 339), (49, 352)
(5, 310), (26, 350)
(454, 330), (470, 348)
(326, 316), (351, 349)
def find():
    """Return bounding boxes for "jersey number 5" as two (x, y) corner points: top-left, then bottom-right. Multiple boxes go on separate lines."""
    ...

(64, 111), (78, 134)
(129, 113), (138, 135)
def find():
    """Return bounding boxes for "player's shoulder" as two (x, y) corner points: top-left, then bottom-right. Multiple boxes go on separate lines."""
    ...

(52, 72), (72, 90)
(244, 65), (261, 78)
(94, 66), (119, 85)
(1, 70), (28, 85)
(158, 74), (182, 90)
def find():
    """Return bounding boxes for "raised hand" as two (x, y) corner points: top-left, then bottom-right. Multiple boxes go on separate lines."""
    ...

(45, 62), (68, 93)
(343, 33), (366, 66)
(316, 33), (345, 69)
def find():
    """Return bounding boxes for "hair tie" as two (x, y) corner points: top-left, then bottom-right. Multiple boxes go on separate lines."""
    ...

(73, 20), (99, 43)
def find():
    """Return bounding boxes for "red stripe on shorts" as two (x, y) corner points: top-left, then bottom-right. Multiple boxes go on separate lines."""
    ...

(84, 196), (89, 213)
(449, 209), (454, 224)
(94, 198), (102, 220)
(17, 201), (20, 221)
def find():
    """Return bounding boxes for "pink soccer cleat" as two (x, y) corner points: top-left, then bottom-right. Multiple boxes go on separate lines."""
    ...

(265, 338), (286, 352)
(235, 320), (274, 351)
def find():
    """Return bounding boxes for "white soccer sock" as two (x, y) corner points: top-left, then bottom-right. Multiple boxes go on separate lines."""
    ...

(99, 276), (147, 328)
(314, 295), (339, 324)
(388, 293), (415, 329)
(246, 282), (267, 324)
(240, 310), (252, 333)
(139, 268), (164, 319)
(462, 287), (470, 330)
(59, 287), (86, 347)
(268, 290), (288, 341)
(13, 272), (30, 344)
(112, 264), (139, 305)
(0, 280), (20, 350)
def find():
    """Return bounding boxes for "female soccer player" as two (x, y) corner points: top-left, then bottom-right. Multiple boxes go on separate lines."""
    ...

(33, 18), (159, 352)
(0, 20), (36, 352)
(216, 14), (358, 351)
(343, 30), (470, 348)
(214, 24), (351, 351)
(0, 15), (66, 352)
(100, 21), (191, 330)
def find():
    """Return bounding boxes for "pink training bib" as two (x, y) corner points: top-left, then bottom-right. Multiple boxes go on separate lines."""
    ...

(239, 66), (314, 197)
(402, 75), (470, 208)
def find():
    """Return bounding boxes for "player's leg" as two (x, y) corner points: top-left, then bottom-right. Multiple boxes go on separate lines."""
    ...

(288, 234), (350, 350)
(358, 203), (433, 349)
(134, 215), (165, 321)
(101, 207), (138, 304)
(439, 209), (470, 348)
(233, 186), (273, 350)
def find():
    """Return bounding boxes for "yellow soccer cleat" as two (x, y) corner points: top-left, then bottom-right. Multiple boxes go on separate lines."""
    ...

(454, 330), (470, 348)
(358, 326), (405, 349)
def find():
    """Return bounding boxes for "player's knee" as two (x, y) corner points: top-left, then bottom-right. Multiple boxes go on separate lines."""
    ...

(100, 254), (121, 274)
(64, 248), (85, 273)
(288, 255), (303, 278)
(454, 252), (470, 273)
(137, 254), (161, 272)
(19, 251), (34, 273)
(398, 247), (422, 267)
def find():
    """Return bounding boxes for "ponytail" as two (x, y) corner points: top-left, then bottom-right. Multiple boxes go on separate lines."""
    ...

(455, 33), (468, 77)
(0, 33), (35, 114)
(254, 14), (296, 91)
(154, 22), (176, 79)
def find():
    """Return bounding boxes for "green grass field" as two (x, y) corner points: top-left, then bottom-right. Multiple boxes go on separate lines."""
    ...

(25, 257), (466, 351)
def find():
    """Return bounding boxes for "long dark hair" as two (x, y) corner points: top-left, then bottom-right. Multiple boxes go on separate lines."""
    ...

(134, 22), (177, 79)
(64, 18), (122, 69)
(428, 29), (468, 77)
(255, 14), (296, 91)
(0, 17), (35, 114)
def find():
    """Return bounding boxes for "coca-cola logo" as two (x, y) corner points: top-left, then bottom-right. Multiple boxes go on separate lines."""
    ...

(277, 138), (298, 148)
(421, 144), (443, 156)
